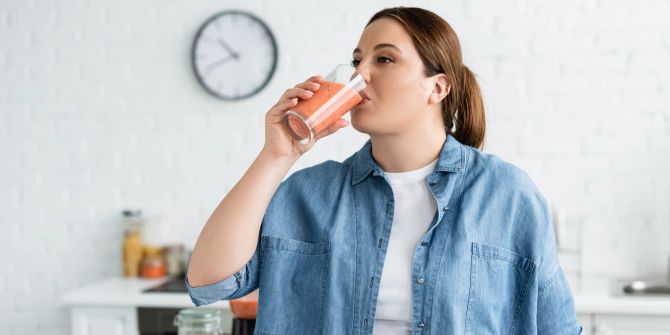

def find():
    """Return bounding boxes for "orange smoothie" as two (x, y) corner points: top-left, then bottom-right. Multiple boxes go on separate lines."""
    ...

(286, 80), (363, 141)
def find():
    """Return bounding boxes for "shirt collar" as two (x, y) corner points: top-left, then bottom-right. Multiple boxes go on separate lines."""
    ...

(351, 133), (466, 185)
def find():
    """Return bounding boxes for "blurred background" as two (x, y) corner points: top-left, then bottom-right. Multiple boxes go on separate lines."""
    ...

(1, 0), (670, 334)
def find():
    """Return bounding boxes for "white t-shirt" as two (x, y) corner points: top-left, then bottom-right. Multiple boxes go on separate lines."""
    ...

(373, 159), (438, 334)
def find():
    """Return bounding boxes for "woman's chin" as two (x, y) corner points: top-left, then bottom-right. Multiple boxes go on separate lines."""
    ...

(350, 112), (370, 134)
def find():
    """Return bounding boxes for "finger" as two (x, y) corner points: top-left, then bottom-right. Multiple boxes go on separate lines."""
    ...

(269, 88), (314, 115)
(279, 98), (299, 110)
(295, 81), (321, 92)
(314, 118), (349, 141)
(282, 87), (314, 101)
(305, 75), (322, 83)
(267, 97), (298, 118)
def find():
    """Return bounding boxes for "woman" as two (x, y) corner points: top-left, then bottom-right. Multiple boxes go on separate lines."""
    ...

(187, 7), (582, 335)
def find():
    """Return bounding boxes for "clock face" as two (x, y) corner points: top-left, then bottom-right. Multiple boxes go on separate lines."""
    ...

(191, 11), (278, 100)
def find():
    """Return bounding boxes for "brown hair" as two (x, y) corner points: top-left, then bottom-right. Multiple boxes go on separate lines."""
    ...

(367, 7), (486, 150)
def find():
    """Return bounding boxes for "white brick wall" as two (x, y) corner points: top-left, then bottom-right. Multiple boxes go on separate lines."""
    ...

(1, 0), (669, 333)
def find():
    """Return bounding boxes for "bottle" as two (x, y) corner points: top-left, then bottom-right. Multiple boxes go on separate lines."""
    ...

(122, 209), (145, 278)
(162, 244), (185, 277)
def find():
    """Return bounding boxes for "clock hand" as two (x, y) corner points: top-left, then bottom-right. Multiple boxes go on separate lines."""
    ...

(217, 38), (240, 60)
(204, 54), (236, 76)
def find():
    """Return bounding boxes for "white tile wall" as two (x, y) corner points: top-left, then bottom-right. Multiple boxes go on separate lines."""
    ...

(1, 0), (669, 333)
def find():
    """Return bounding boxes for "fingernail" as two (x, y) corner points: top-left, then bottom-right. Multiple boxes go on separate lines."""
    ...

(305, 91), (314, 96)
(311, 82), (320, 89)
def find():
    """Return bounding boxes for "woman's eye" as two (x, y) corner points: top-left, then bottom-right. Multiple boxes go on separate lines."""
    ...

(350, 57), (392, 68)
(377, 56), (393, 63)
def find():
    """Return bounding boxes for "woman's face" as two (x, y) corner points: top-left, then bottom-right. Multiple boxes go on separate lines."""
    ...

(349, 18), (442, 136)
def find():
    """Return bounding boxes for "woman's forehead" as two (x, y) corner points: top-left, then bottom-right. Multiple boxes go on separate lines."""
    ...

(354, 18), (414, 54)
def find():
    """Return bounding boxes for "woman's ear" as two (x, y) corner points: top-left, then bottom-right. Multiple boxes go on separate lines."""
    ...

(428, 73), (450, 104)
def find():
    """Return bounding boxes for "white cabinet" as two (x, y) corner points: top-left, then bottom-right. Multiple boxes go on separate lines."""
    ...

(577, 314), (670, 335)
(68, 309), (670, 335)
(62, 278), (234, 335)
(70, 307), (138, 335)
(578, 313), (594, 335)
(69, 306), (235, 335)
(592, 314), (670, 335)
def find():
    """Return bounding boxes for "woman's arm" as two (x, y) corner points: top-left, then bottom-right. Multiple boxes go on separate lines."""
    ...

(187, 75), (349, 287)
(187, 150), (297, 287)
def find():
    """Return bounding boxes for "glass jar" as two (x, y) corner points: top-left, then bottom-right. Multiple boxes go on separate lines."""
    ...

(142, 246), (166, 278)
(173, 309), (223, 335)
(121, 209), (145, 278)
(162, 244), (185, 276)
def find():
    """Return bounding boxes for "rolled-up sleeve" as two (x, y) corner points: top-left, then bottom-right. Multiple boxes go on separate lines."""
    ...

(186, 244), (261, 306)
(537, 267), (583, 334)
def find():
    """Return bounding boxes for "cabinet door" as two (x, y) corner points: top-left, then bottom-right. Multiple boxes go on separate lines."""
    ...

(578, 313), (594, 335)
(594, 314), (670, 335)
(71, 307), (137, 335)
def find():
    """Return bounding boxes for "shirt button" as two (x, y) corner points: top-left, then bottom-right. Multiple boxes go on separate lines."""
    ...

(442, 206), (449, 211)
(417, 277), (425, 284)
(421, 241), (429, 246)
(418, 322), (425, 328)
(429, 181), (437, 186)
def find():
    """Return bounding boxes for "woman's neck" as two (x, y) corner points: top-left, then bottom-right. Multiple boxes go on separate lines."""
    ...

(370, 126), (447, 173)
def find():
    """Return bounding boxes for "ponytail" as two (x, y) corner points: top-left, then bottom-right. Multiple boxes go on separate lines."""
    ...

(443, 65), (486, 150)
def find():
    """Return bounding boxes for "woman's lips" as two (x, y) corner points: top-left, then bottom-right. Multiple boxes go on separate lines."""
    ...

(352, 97), (368, 110)
(358, 91), (371, 106)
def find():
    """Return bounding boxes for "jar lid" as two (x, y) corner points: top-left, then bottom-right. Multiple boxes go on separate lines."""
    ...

(144, 246), (162, 256)
(122, 209), (146, 229)
(163, 244), (184, 252)
(122, 209), (142, 217)
(173, 309), (222, 329)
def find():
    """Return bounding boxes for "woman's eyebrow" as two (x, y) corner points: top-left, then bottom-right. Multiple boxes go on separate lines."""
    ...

(352, 43), (401, 55)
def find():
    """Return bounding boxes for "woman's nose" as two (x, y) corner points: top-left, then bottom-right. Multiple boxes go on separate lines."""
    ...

(355, 62), (371, 83)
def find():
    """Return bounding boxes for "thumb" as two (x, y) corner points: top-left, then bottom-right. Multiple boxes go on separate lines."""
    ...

(314, 118), (349, 141)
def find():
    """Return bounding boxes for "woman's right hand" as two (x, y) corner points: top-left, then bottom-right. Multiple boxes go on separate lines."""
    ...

(261, 76), (350, 161)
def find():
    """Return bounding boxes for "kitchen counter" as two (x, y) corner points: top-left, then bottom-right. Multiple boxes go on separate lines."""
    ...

(62, 276), (670, 314)
(573, 276), (670, 315)
(62, 276), (230, 309)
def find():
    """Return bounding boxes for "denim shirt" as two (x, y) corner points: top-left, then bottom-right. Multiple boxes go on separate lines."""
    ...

(187, 134), (582, 335)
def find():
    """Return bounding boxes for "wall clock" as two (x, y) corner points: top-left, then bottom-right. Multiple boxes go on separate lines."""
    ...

(191, 10), (278, 100)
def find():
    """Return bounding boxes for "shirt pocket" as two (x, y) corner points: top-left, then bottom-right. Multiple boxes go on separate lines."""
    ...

(465, 242), (535, 335)
(255, 236), (331, 335)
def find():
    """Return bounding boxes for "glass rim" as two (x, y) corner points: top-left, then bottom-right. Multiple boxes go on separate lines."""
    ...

(324, 64), (365, 89)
